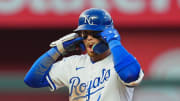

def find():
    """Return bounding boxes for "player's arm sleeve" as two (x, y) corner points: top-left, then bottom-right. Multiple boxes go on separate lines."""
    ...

(24, 47), (61, 88)
(108, 40), (144, 87)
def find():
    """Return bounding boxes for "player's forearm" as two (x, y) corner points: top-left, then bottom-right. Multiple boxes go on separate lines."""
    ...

(24, 47), (61, 88)
(108, 40), (141, 84)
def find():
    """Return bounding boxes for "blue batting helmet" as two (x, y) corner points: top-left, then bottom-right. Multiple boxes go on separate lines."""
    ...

(74, 8), (114, 32)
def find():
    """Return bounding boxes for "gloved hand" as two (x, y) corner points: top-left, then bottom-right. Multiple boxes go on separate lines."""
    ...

(99, 27), (120, 43)
(50, 33), (84, 55)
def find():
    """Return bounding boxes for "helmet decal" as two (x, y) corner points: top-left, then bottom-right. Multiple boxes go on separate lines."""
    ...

(81, 14), (98, 25)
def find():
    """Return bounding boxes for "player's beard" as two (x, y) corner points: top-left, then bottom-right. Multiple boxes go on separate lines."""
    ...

(87, 50), (98, 57)
(86, 46), (98, 57)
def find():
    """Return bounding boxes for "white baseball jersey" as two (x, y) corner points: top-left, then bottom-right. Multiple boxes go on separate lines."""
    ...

(46, 54), (143, 101)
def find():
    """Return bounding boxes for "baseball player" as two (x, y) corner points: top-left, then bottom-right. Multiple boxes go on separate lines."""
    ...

(24, 8), (144, 101)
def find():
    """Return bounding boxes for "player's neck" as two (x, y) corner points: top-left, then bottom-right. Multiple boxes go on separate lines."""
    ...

(90, 49), (111, 62)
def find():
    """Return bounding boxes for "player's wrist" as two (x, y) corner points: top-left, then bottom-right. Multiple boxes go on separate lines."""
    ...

(53, 46), (62, 55)
(47, 47), (62, 60)
(108, 39), (121, 49)
(55, 42), (65, 54)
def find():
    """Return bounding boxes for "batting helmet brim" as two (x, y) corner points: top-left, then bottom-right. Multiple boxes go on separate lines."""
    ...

(74, 24), (113, 32)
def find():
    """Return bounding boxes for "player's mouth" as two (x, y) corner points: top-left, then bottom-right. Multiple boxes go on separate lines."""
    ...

(89, 44), (93, 48)
(87, 43), (95, 52)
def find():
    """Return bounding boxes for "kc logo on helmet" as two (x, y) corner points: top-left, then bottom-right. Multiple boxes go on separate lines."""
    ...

(81, 15), (98, 25)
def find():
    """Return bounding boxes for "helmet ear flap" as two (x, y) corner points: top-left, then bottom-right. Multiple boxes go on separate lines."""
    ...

(92, 41), (109, 54)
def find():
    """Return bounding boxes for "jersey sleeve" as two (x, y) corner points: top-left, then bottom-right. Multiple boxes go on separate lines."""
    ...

(46, 56), (74, 91)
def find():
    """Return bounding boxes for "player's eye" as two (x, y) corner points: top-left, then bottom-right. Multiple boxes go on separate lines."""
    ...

(91, 32), (101, 38)
(82, 33), (88, 39)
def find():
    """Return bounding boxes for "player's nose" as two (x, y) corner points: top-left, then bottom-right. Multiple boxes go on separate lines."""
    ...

(86, 35), (93, 41)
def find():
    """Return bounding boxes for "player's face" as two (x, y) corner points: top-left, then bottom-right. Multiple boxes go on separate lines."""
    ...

(79, 31), (101, 57)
